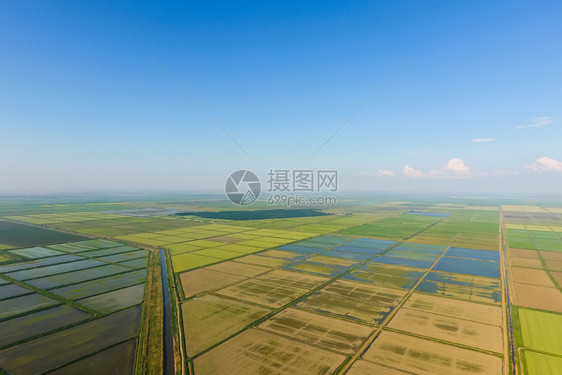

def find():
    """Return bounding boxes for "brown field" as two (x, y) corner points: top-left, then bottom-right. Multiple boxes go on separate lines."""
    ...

(258, 308), (372, 354)
(387, 308), (503, 353)
(192, 328), (346, 374)
(510, 249), (539, 258)
(181, 294), (270, 357)
(512, 283), (562, 312)
(511, 267), (555, 287)
(216, 279), (309, 308)
(544, 259), (562, 271)
(363, 330), (503, 375)
(510, 257), (543, 268)
(551, 271), (562, 286)
(204, 261), (269, 277)
(179, 269), (246, 298)
(404, 293), (502, 325)
(296, 279), (406, 325)
(347, 360), (410, 375)
(255, 270), (328, 290)
(540, 251), (562, 261)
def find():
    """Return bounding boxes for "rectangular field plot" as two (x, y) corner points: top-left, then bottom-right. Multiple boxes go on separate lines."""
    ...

(203, 261), (270, 277)
(512, 283), (562, 312)
(519, 308), (562, 355)
(387, 308), (503, 353)
(511, 267), (555, 287)
(371, 256), (434, 269)
(119, 257), (148, 269)
(0, 293), (59, 319)
(6, 259), (107, 280)
(523, 350), (562, 375)
(343, 266), (421, 290)
(445, 247), (500, 261)
(181, 294), (270, 357)
(172, 253), (221, 273)
(363, 330), (502, 375)
(96, 249), (146, 263)
(296, 279), (406, 324)
(9, 246), (65, 259)
(433, 257), (500, 278)
(417, 272), (501, 304)
(27, 264), (131, 289)
(283, 260), (349, 277)
(0, 305), (92, 347)
(347, 360), (411, 375)
(385, 243), (445, 260)
(49, 269), (146, 299)
(180, 268), (247, 298)
(0, 306), (141, 374)
(0, 221), (87, 248)
(259, 308), (372, 354)
(510, 257), (543, 268)
(77, 284), (144, 313)
(404, 293), (502, 325)
(216, 279), (309, 308)
(46, 242), (95, 252)
(49, 339), (136, 375)
(193, 328), (346, 374)
(79, 245), (139, 258)
(234, 254), (291, 268)
(0, 283), (32, 300)
(320, 249), (372, 260)
(337, 215), (440, 240)
(256, 270), (328, 289)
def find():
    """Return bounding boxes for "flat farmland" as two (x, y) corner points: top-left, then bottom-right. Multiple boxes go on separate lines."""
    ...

(192, 328), (346, 374)
(363, 330), (502, 375)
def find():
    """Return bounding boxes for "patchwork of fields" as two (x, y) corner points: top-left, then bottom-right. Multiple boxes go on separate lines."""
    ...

(503, 205), (562, 374)
(171, 209), (507, 375)
(0, 235), (148, 374)
(2, 201), (562, 374)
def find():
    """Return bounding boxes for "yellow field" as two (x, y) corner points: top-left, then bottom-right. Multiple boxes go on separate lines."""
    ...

(179, 268), (246, 298)
(404, 293), (502, 325)
(387, 309), (503, 353)
(181, 294), (270, 357)
(192, 328), (346, 374)
(363, 330), (503, 374)
(511, 267), (555, 287)
(258, 308), (372, 354)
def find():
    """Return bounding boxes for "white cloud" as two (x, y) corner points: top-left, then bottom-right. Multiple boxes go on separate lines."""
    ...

(377, 169), (394, 177)
(472, 138), (495, 142)
(404, 159), (482, 179)
(525, 156), (562, 172)
(517, 116), (553, 129)
(352, 171), (372, 177)
(403, 165), (425, 178)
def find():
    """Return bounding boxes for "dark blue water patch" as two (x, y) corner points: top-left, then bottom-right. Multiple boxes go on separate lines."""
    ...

(445, 247), (500, 262)
(321, 250), (372, 261)
(405, 211), (450, 217)
(371, 256), (434, 269)
(277, 245), (326, 254)
(348, 238), (397, 248)
(332, 245), (386, 255)
(290, 241), (335, 249)
(283, 261), (348, 277)
(433, 257), (500, 278)
(388, 246), (444, 255)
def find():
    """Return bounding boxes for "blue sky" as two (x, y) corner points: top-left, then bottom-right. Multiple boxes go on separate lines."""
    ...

(1, 1), (561, 194)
